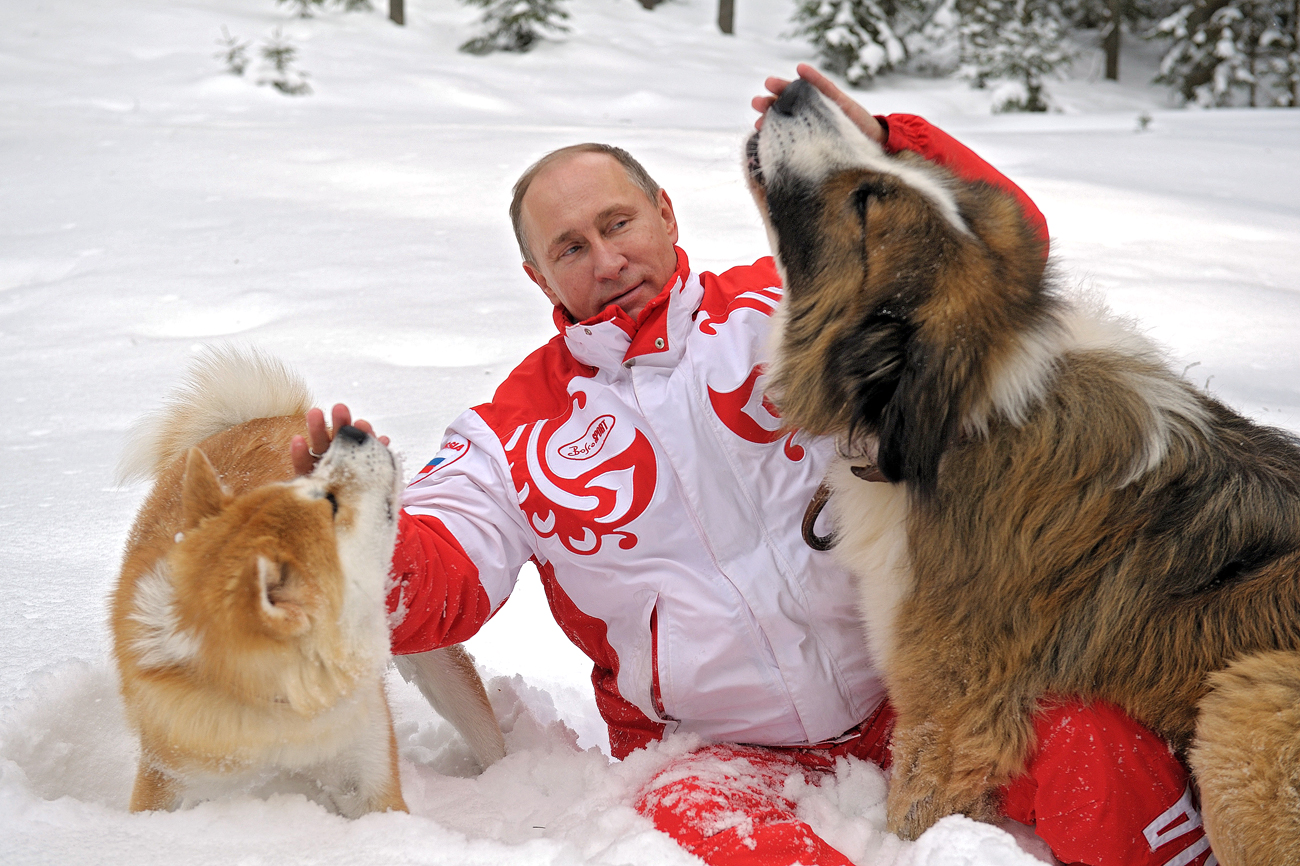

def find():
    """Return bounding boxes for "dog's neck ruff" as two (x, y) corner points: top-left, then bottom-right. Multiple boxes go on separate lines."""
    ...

(969, 296), (1212, 486)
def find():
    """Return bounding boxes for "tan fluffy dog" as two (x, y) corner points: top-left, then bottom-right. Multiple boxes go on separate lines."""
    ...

(746, 80), (1300, 864)
(112, 348), (503, 817)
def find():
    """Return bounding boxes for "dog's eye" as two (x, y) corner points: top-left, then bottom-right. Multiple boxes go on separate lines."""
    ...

(325, 491), (338, 517)
(854, 182), (886, 215)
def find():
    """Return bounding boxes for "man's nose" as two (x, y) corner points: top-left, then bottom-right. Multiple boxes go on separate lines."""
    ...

(590, 239), (627, 280)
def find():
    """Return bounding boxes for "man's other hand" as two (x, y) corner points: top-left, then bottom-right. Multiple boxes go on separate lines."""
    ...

(290, 403), (391, 476)
(751, 63), (885, 145)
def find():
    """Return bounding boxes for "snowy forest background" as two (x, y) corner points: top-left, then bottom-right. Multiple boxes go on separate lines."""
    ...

(438, 0), (1300, 109)
(3, 0), (1299, 864)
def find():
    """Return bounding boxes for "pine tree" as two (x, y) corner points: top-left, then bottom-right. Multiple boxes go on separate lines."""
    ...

(215, 27), (251, 76)
(1156, 0), (1299, 105)
(459, 0), (571, 54)
(277, 0), (373, 16)
(958, 0), (1075, 110)
(790, 0), (917, 86)
(258, 29), (312, 95)
(279, 0), (327, 16)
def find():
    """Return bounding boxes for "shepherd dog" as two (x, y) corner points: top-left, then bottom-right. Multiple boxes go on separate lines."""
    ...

(745, 79), (1300, 864)
(112, 348), (504, 817)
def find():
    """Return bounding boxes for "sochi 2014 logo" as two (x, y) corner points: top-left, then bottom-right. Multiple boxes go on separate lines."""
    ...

(504, 392), (657, 556)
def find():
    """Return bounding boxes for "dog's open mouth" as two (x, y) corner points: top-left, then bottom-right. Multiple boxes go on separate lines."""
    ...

(745, 132), (764, 187)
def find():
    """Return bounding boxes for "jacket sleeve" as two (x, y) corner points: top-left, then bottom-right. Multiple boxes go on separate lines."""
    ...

(880, 113), (1049, 245)
(387, 412), (537, 655)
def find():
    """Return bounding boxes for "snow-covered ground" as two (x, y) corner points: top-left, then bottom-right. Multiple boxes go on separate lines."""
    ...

(2, 1), (1299, 863)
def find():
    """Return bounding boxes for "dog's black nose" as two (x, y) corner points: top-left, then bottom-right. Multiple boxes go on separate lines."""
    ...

(773, 78), (814, 117)
(337, 425), (368, 446)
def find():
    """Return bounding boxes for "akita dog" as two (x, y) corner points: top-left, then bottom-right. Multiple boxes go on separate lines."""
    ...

(112, 348), (503, 817)
(747, 79), (1300, 864)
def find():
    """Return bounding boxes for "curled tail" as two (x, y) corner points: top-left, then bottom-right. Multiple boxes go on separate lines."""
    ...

(117, 346), (312, 484)
(1190, 650), (1300, 866)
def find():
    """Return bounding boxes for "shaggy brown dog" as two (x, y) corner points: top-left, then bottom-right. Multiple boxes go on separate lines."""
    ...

(112, 348), (503, 816)
(746, 80), (1300, 863)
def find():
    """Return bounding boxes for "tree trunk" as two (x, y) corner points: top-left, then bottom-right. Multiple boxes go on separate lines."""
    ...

(390, 0), (404, 25)
(718, 0), (735, 34)
(1293, 0), (1299, 107)
(1103, 0), (1121, 80)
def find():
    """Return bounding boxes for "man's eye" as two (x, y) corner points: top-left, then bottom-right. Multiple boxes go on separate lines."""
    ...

(560, 244), (581, 257)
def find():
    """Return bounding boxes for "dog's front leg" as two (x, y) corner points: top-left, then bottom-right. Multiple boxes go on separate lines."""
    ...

(885, 712), (1004, 839)
(129, 759), (181, 812)
(883, 654), (1039, 839)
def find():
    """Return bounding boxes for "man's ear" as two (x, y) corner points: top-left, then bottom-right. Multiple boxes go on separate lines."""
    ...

(658, 189), (679, 245)
(523, 261), (563, 309)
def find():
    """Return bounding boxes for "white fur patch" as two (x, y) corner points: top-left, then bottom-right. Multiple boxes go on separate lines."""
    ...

(292, 431), (403, 669)
(129, 562), (201, 669)
(970, 294), (1211, 486)
(825, 457), (913, 674)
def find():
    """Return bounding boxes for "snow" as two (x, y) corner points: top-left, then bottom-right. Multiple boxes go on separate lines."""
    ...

(1, 0), (1298, 863)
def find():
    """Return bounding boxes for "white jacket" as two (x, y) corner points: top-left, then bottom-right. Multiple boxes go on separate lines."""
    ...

(399, 250), (885, 756)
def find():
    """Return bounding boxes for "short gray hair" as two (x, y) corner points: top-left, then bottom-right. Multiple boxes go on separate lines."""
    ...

(510, 143), (661, 264)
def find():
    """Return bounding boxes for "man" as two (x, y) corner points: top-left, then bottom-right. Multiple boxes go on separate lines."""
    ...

(293, 67), (1214, 866)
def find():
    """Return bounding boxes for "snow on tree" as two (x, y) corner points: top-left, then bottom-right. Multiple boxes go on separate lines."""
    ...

(1156, 0), (1300, 105)
(460, 0), (571, 54)
(790, 0), (915, 86)
(957, 0), (1076, 110)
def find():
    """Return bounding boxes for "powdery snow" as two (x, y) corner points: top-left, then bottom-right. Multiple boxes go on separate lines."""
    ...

(2, 1), (1298, 864)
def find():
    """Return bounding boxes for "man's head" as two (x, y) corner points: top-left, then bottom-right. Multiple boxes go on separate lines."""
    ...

(511, 144), (679, 323)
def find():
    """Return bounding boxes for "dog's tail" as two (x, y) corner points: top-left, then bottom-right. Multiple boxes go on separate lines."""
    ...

(117, 346), (312, 484)
(1190, 650), (1300, 865)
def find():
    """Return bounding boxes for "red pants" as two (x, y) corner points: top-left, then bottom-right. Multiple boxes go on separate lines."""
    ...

(634, 700), (1215, 866)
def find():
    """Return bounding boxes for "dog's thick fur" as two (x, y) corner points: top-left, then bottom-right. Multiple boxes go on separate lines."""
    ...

(112, 348), (503, 817)
(747, 80), (1300, 862)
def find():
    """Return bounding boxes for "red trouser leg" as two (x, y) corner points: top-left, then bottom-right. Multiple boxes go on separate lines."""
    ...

(636, 699), (1215, 866)
(1001, 700), (1216, 866)
(634, 744), (856, 866)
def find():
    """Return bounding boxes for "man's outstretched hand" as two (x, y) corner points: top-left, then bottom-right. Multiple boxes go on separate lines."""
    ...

(751, 63), (885, 145)
(290, 404), (391, 476)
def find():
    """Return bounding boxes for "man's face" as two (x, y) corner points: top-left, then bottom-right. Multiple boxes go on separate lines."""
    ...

(520, 152), (679, 323)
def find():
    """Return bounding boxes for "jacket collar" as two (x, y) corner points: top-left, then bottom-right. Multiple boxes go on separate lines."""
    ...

(556, 247), (703, 372)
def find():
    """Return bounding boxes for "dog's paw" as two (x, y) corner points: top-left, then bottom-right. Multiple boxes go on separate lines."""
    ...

(885, 754), (1001, 840)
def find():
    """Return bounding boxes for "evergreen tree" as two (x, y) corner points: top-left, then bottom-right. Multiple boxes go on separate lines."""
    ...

(1156, 0), (1299, 105)
(277, 0), (372, 16)
(215, 27), (251, 76)
(460, 0), (571, 54)
(278, 0), (326, 16)
(258, 29), (312, 95)
(958, 0), (1075, 110)
(790, 0), (917, 86)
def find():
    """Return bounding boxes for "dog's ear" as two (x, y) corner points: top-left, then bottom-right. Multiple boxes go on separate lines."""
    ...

(255, 556), (311, 636)
(876, 336), (965, 494)
(181, 447), (230, 529)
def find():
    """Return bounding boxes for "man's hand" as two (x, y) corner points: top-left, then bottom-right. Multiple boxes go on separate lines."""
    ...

(751, 63), (885, 145)
(290, 403), (391, 476)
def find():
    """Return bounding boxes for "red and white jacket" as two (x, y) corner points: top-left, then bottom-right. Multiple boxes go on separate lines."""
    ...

(388, 115), (1049, 760)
